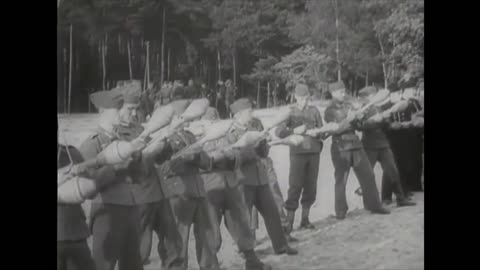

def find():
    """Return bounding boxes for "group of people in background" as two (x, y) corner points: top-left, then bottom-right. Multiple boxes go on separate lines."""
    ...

(57, 76), (424, 270)
(151, 78), (237, 120)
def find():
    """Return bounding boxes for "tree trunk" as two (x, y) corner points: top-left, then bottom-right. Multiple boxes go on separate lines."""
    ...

(161, 6), (166, 85)
(366, 69), (369, 86)
(127, 38), (133, 80)
(68, 24), (73, 114)
(147, 41), (151, 90)
(217, 49), (221, 81)
(143, 42), (148, 91)
(257, 81), (261, 108)
(377, 34), (388, 89)
(118, 34), (121, 54)
(63, 48), (67, 113)
(232, 48), (237, 91)
(267, 81), (271, 108)
(102, 36), (107, 90)
(334, 0), (341, 82)
(88, 88), (91, 113)
(274, 82), (279, 106)
(354, 74), (357, 96)
(167, 48), (171, 81)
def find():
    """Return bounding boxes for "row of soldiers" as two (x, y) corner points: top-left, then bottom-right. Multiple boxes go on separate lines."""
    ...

(57, 78), (423, 270)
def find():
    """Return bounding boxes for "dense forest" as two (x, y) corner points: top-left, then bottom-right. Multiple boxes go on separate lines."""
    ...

(57, 0), (423, 113)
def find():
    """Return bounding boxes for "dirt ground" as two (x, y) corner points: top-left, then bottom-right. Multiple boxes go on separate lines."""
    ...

(58, 111), (424, 270)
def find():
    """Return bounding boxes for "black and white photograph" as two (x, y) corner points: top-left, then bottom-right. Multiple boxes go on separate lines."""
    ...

(57, 0), (424, 269)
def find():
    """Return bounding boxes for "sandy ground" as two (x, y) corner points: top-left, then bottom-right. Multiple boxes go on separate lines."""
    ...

(58, 109), (424, 270)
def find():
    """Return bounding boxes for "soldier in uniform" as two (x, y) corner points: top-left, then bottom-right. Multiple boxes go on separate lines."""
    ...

(197, 108), (272, 270)
(355, 86), (416, 207)
(216, 81), (228, 119)
(153, 128), (220, 270)
(275, 83), (325, 231)
(382, 86), (424, 200)
(324, 81), (390, 219)
(57, 143), (96, 270)
(226, 98), (298, 255)
(79, 86), (145, 270)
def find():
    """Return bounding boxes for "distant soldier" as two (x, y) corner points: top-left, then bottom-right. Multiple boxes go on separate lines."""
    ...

(355, 86), (416, 207)
(185, 79), (198, 99)
(226, 98), (298, 255)
(225, 79), (235, 115)
(57, 143), (96, 270)
(324, 81), (390, 219)
(216, 81), (228, 119)
(275, 83), (325, 231)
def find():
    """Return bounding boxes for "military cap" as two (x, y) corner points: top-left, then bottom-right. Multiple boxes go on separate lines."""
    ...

(230, 98), (253, 114)
(294, 83), (309, 97)
(358, 86), (378, 98)
(328, 81), (346, 92)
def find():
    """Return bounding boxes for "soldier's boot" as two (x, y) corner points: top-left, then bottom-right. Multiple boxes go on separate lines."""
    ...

(244, 249), (272, 270)
(397, 197), (416, 207)
(299, 207), (315, 230)
(370, 206), (390, 215)
(286, 210), (295, 234)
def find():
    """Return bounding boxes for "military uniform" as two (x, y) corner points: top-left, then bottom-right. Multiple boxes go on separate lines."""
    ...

(356, 104), (412, 205)
(324, 99), (388, 218)
(79, 125), (145, 270)
(154, 130), (220, 270)
(57, 144), (96, 270)
(226, 116), (293, 254)
(383, 98), (424, 199)
(275, 103), (324, 227)
(201, 138), (256, 251)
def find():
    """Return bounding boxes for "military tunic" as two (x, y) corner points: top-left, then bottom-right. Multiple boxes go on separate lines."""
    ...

(79, 125), (145, 270)
(200, 137), (256, 254)
(154, 131), (220, 270)
(226, 117), (289, 253)
(275, 105), (324, 212)
(383, 98), (424, 197)
(324, 100), (384, 218)
(356, 106), (407, 202)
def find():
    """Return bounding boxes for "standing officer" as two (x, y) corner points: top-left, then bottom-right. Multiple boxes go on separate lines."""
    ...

(154, 128), (220, 270)
(199, 116), (272, 270)
(275, 83), (325, 231)
(79, 86), (145, 270)
(355, 86), (416, 207)
(383, 87), (424, 199)
(226, 98), (298, 255)
(57, 142), (96, 270)
(324, 81), (390, 220)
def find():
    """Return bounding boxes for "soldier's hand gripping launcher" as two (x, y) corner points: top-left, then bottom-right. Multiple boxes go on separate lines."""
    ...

(142, 98), (210, 156)
(169, 119), (234, 160)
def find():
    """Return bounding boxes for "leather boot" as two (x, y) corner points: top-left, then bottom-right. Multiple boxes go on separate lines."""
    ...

(286, 210), (295, 234)
(244, 249), (272, 270)
(299, 207), (315, 229)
